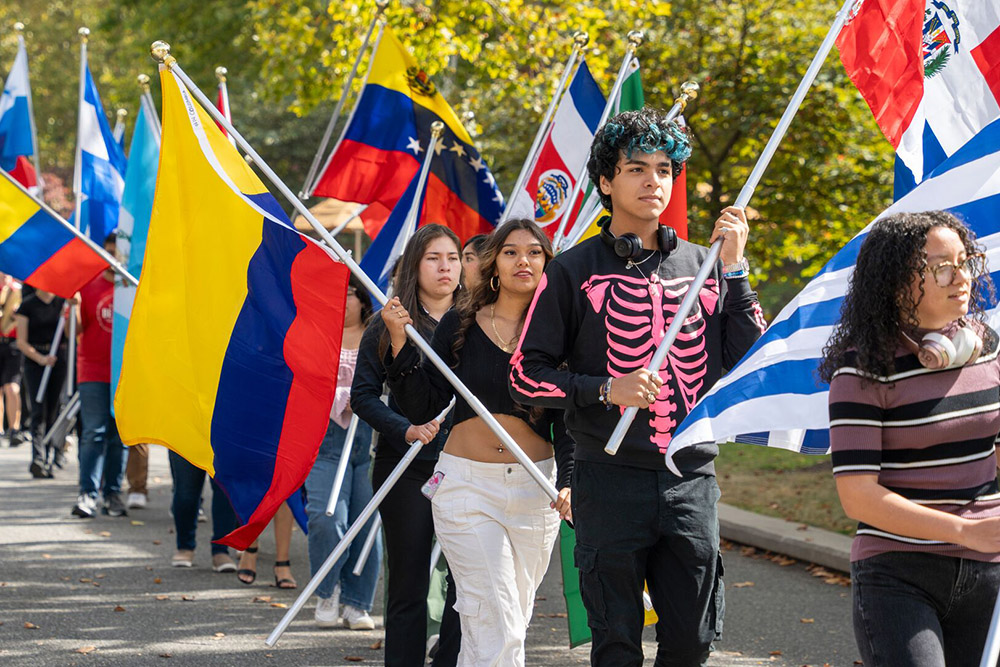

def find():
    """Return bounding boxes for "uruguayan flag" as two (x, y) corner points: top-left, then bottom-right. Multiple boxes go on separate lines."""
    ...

(75, 64), (127, 242)
(111, 97), (159, 406)
(666, 117), (1000, 474)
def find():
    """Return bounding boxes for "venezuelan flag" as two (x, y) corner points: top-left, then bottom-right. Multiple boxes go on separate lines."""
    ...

(115, 67), (350, 549)
(0, 168), (108, 298)
(312, 28), (502, 242)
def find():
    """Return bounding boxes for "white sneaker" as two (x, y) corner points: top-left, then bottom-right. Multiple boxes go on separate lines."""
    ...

(314, 592), (341, 628)
(71, 494), (98, 519)
(126, 492), (147, 509)
(342, 604), (375, 630)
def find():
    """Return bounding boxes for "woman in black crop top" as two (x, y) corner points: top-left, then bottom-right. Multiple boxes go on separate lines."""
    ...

(383, 219), (573, 666)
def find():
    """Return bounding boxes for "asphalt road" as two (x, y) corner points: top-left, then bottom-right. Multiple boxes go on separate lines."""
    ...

(0, 442), (861, 666)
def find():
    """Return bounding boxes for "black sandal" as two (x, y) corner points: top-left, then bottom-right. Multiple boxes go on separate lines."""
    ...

(237, 546), (258, 585)
(273, 560), (297, 589)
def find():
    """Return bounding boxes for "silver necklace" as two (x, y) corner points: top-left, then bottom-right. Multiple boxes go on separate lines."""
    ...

(629, 251), (661, 283)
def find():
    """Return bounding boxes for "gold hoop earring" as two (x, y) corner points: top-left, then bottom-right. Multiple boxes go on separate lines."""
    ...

(490, 275), (500, 291)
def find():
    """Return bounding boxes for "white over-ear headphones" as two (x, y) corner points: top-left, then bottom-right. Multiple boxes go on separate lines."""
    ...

(901, 322), (984, 370)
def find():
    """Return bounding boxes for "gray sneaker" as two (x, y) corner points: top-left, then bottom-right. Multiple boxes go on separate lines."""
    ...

(103, 494), (128, 517)
(72, 494), (98, 519)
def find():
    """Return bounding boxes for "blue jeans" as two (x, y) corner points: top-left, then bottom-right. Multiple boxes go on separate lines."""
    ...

(168, 451), (238, 555)
(304, 419), (381, 610)
(852, 551), (1000, 667)
(572, 460), (724, 667)
(77, 382), (126, 499)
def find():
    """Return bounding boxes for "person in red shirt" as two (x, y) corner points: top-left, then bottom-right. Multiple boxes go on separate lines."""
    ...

(71, 235), (128, 519)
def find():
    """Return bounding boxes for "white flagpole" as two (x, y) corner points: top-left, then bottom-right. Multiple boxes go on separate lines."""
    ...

(68, 27), (92, 399)
(0, 168), (138, 285)
(137, 73), (161, 136)
(36, 304), (67, 403)
(113, 108), (127, 144)
(981, 589), (1000, 666)
(351, 513), (381, 576)
(324, 413), (360, 517)
(428, 540), (442, 579)
(604, 0), (859, 464)
(329, 204), (368, 239)
(14, 23), (43, 195)
(300, 0), (389, 199)
(214, 66), (236, 148)
(500, 31), (589, 223)
(561, 81), (698, 249)
(551, 31), (643, 250)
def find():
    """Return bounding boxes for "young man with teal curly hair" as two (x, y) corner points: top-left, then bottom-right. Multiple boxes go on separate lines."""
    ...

(510, 107), (766, 666)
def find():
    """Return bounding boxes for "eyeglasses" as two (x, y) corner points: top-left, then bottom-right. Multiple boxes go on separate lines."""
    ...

(926, 253), (986, 288)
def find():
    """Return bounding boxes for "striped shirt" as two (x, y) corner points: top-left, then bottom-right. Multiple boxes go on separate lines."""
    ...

(829, 328), (1000, 563)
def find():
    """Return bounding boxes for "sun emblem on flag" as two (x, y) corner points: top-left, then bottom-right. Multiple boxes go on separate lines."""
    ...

(922, 1), (961, 79)
(405, 67), (437, 98)
(534, 170), (571, 225)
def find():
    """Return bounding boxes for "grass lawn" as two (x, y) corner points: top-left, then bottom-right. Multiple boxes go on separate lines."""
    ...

(715, 443), (856, 536)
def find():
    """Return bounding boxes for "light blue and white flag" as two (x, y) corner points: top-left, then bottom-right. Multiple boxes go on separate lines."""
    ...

(75, 64), (127, 242)
(359, 166), (427, 304)
(0, 36), (39, 191)
(111, 97), (159, 404)
(666, 117), (1000, 473)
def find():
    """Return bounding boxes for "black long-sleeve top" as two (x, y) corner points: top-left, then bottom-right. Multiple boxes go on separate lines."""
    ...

(509, 236), (766, 474)
(385, 309), (575, 490)
(350, 316), (450, 461)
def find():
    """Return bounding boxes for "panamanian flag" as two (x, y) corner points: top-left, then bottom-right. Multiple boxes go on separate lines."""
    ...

(664, 116), (1000, 474)
(0, 37), (38, 193)
(837, 0), (1000, 199)
(504, 59), (605, 237)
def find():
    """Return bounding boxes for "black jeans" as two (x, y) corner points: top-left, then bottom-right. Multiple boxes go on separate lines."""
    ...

(23, 356), (66, 468)
(852, 551), (1000, 666)
(373, 451), (460, 667)
(572, 460), (724, 667)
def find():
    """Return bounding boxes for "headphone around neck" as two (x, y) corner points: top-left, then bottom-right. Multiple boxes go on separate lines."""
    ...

(598, 216), (677, 263)
(899, 320), (984, 370)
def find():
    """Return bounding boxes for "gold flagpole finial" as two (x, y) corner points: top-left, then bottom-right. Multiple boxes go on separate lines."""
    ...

(678, 81), (699, 105)
(137, 73), (151, 92)
(116, 108), (128, 122)
(430, 120), (445, 138)
(375, 0), (390, 9)
(78, 26), (90, 43)
(215, 66), (228, 83)
(150, 41), (175, 69)
(572, 31), (589, 48)
(627, 30), (643, 48)
(13, 22), (24, 32)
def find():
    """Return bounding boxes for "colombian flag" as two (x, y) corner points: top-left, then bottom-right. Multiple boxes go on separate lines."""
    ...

(312, 28), (503, 242)
(115, 67), (350, 549)
(0, 169), (108, 298)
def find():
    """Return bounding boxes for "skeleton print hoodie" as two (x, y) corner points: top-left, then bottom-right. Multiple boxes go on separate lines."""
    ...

(509, 234), (766, 474)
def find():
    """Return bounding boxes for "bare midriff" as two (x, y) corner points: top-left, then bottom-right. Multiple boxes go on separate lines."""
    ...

(443, 413), (552, 463)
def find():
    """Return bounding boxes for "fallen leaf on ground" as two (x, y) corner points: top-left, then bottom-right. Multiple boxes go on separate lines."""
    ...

(733, 581), (755, 588)
(344, 657), (364, 663)
(270, 602), (288, 609)
(545, 612), (567, 618)
(131, 520), (145, 526)
(145, 566), (154, 571)
(252, 596), (272, 603)
(800, 618), (815, 624)
(79, 578), (92, 583)
(114, 605), (125, 612)
(369, 640), (382, 650)
(153, 578), (162, 584)
(98, 531), (111, 537)
(24, 622), (39, 629)
(95, 574), (106, 579)
(213, 632), (225, 638)
(61, 576), (70, 581)
(92, 582), (101, 587)
(156, 595), (169, 601)
(152, 540), (161, 546)
(181, 595), (195, 601)
(740, 546), (756, 557)
(769, 650), (782, 656)
(159, 653), (172, 658)
(42, 553), (51, 559)
(534, 596), (547, 601)
(75, 646), (97, 654)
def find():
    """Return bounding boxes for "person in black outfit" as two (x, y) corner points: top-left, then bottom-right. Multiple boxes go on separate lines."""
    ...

(15, 288), (68, 478)
(350, 223), (463, 666)
(381, 218), (573, 665)
(510, 109), (766, 666)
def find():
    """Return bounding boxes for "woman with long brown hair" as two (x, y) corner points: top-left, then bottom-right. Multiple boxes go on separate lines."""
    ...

(351, 223), (463, 666)
(382, 219), (573, 666)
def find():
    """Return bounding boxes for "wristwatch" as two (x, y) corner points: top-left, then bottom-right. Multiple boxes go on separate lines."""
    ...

(722, 257), (750, 279)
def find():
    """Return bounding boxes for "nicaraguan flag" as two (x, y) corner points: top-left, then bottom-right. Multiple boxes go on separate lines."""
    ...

(665, 117), (1000, 473)
(111, 97), (160, 405)
(0, 38), (38, 191)
(75, 64), (127, 242)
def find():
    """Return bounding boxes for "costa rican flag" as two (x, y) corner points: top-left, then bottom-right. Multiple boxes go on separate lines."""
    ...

(505, 59), (605, 236)
(0, 38), (38, 193)
(836, 0), (1000, 199)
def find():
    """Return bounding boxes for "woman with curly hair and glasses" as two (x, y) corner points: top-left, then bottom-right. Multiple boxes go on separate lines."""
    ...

(380, 219), (574, 666)
(820, 210), (1000, 667)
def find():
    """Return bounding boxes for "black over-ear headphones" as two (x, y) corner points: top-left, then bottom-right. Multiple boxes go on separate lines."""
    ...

(598, 216), (677, 262)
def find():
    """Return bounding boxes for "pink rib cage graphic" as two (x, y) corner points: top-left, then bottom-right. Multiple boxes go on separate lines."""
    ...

(582, 273), (719, 454)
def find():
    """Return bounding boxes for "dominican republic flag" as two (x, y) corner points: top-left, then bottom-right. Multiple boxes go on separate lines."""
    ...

(75, 64), (127, 243)
(505, 59), (605, 237)
(837, 0), (1000, 199)
(664, 116), (1000, 474)
(0, 37), (38, 192)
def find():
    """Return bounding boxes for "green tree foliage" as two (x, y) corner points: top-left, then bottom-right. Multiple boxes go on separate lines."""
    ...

(1, 0), (895, 313)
